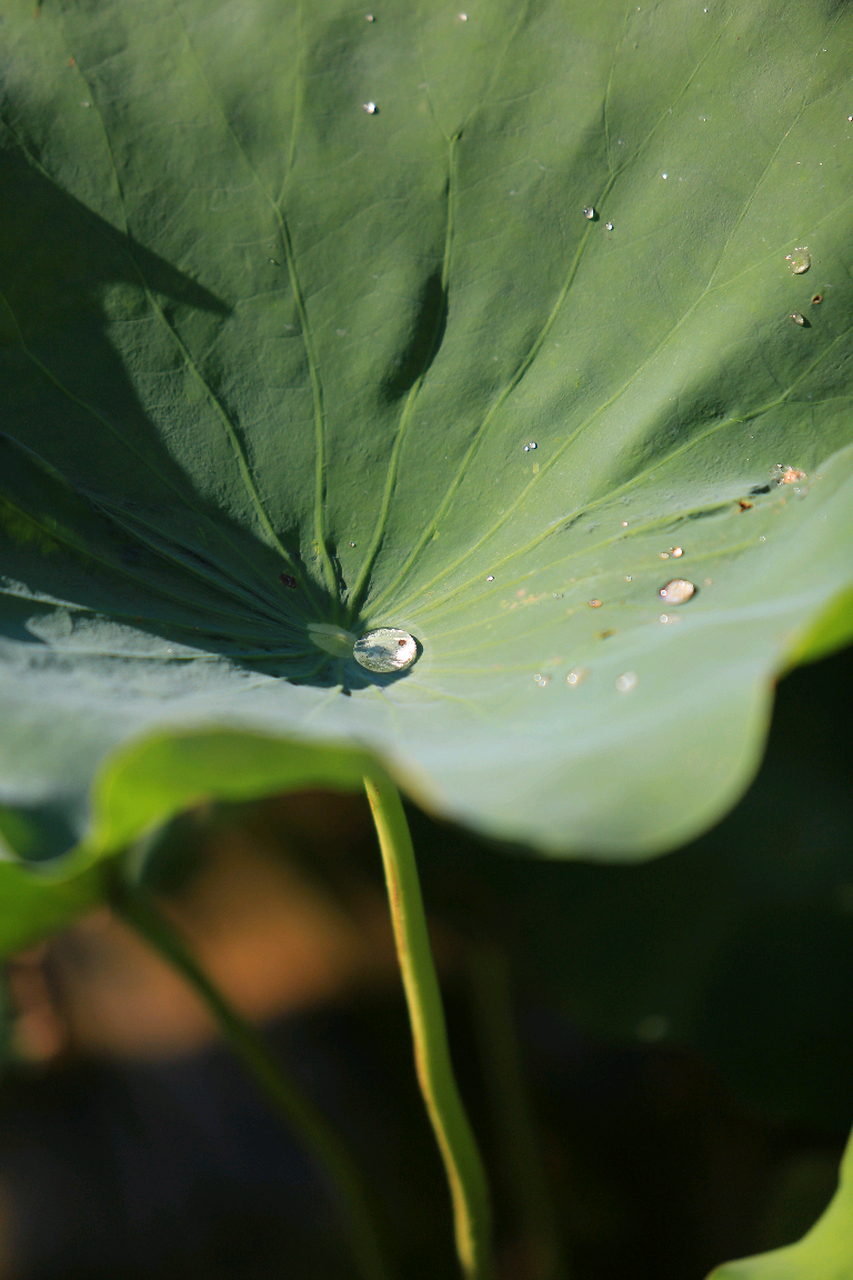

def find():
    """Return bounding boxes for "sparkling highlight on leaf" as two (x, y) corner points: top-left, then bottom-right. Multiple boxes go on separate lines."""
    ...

(353, 629), (419, 673)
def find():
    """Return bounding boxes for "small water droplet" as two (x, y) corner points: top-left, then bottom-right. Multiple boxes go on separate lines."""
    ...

(353, 628), (418, 673)
(662, 172), (668, 179)
(566, 666), (589, 686)
(365, 11), (375, 19)
(486, 574), (495, 582)
(659, 578), (695, 604)
(582, 206), (596, 219)
(81, 100), (91, 108)
(670, 547), (683, 558)
(659, 613), (681, 625)
(349, 541), (356, 548)
(785, 247), (811, 274)
(533, 673), (551, 687)
(773, 464), (807, 485)
(621, 520), (629, 527)
(759, 535), (766, 542)
(363, 101), (378, 114)
(523, 441), (537, 451)
(588, 598), (602, 608)
(659, 551), (670, 559)
(459, 10), (468, 19)
(605, 221), (614, 231)
(789, 311), (806, 325)
(615, 671), (638, 693)
(552, 591), (563, 599)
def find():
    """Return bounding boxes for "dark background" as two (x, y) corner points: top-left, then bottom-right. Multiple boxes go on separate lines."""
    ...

(0, 638), (851, 1280)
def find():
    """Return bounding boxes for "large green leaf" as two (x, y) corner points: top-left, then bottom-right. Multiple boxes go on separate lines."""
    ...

(2, 0), (853, 869)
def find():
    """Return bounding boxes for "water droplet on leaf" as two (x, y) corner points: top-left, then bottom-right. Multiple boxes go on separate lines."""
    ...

(353, 628), (418, 673)
(670, 547), (683, 558)
(773, 464), (807, 485)
(533, 673), (551, 687)
(523, 441), (537, 452)
(605, 221), (614, 231)
(659, 579), (695, 604)
(588, 598), (602, 608)
(566, 666), (589, 686)
(785, 247), (811, 274)
(615, 671), (638, 693)
(789, 311), (806, 325)
(583, 206), (595, 220)
(486, 574), (495, 582)
(363, 101), (378, 114)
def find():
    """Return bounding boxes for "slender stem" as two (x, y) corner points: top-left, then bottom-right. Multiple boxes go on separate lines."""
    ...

(113, 883), (393, 1280)
(468, 942), (568, 1280)
(363, 770), (494, 1280)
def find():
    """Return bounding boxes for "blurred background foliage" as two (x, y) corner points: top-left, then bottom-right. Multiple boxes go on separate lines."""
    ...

(0, 638), (850, 1279)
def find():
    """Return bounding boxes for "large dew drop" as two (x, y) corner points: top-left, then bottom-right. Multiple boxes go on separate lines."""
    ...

(785, 247), (811, 274)
(353, 628), (418, 673)
(659, 579), (695, 605)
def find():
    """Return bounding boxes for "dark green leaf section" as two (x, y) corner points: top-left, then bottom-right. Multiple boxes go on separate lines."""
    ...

(1, 0), (853, 870)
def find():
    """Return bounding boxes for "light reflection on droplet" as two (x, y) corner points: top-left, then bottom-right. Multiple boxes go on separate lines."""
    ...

(533, 673), (551, 687)
(773, 464), (807, 485)
(615, 671), (638, 693)
(785, 247), (811, 274)
(589, 598), (602, 608)
(659, 579), (695, 604)
(671, 547), (683, 558)
(790, 311), (806, 325)
(486, 574), (495, 582)
(605, 221), (614, 231)
(583, 206), (595, 219)
(523, 441), (537, 452)
(566, 666), (589, 686)
(353, 628), (418, 673)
